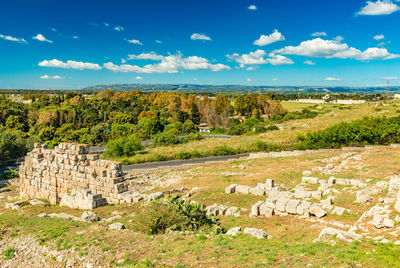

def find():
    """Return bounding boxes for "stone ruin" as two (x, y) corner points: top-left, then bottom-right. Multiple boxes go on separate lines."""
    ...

(19, 143), (130, 209)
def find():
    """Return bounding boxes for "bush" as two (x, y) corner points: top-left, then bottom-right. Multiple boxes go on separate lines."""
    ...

(210, 128), (226, 134)
(152, 132), (180, 147)
(104, 135), (143, 157)
(254, 125), (267, 134)
(0, 127), (36, 164)
(227, 124), (248, 136)
(265, 125), (279, 131)
(295, 116), (400, 150)
(271, 108), (319, 123)
(181, 133), (203, 143)
(0, 169), (18, 180)
(131, 196), (220, 235)
(212, 145), (238, 156)
(182, 120), (198, 134)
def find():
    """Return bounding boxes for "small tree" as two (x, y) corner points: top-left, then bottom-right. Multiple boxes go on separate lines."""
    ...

(182, 120), (198, 134)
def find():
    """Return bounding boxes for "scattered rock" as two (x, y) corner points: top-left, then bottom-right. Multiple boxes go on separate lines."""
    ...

(81, 211), (99, 222)
(225, 184), (237, 194)
(226, 227), (241, 236)
(243, 228), (267, 239)
(108, 223), (126, 230)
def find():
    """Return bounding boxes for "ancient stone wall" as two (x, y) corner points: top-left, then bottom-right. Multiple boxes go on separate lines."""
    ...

(19, 143), (128, 204)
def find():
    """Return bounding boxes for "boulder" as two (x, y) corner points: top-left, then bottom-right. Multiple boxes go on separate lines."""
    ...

(243, 228), (267, 239)
(317, 227), (361, 242)
(226, 227), (241, 236)
(265, 179), (274, 190)
(355, 190), (372, 204)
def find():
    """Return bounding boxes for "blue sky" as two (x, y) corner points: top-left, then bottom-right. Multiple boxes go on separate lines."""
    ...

(1, 0), (400, 89)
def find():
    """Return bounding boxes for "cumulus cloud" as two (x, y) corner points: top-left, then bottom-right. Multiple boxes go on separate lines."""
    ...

(325, 77), (342, 81)
(38, 59), (102, 70)
(253, 30), (285, 46)
(0, 34), (27, 43)
(105, 52), (230, 73)
(121, 58), (126, 63)
(226, 49), (293, 67)
(374, 34), (385, 40)
(357, 0), (400, 15)
(40, 75), (63, 79)
(304, 60), (316, 65)
(127, 39), (143, 45)
(247, 78), (252, 82)
(33, 34), (53, 43)
(272, 37), (399, 60)
(155, 40), (162, 44)
(135, 76), (143, 80)
(114, 26), (124, 31)
(246, 66), (257, 71)
(311, 32), (327, 37)
(248, 5), (257, 10)
(190, 33), (211, 41)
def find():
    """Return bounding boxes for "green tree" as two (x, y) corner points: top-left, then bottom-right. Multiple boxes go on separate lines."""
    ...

(189, 103), (201, 125)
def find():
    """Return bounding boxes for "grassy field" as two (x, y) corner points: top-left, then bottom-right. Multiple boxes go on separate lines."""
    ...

(109, 100), (400, 164)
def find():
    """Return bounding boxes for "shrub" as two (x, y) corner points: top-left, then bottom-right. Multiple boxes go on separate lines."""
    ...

(181, 133), (203, 143)
(152, 132), (180, 147)
(182, 120), (198, 134)
(210, 128), (226, 134)
(212, 145), (238, 156)
(295, 116), (400, 150)
(265, 125), (279, 131)
(254, 125), (267, 134)
(227, 124), (248, 136)
(0, 169), (18, 180)
(131, 196), (220, 235)
(104, 135), (143, 157)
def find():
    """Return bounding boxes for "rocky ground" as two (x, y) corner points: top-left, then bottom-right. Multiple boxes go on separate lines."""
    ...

(1, 145), (400, 267)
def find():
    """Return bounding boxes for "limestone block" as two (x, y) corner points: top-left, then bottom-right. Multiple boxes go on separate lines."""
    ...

(249, 187), (265, 196)
(235, 185), (250, 194)
(251, 201), (264, 216)
(226, 227), (241, 236)
(259, 203), (274, 217)
(275, 198), (289, 212)
(285, 199), (300, 214)
(302, 177), (320, 184)
(265, 179), (274, 190)
(243, 228), (268, 239)
(309, 203), (326, 218)
(224, 184), (237, 194)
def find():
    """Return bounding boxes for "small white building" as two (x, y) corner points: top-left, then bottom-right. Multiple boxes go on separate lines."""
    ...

(198, 123), (211, 133)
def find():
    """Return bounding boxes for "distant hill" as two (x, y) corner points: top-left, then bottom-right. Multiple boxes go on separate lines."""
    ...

(81, 83), (400, 94)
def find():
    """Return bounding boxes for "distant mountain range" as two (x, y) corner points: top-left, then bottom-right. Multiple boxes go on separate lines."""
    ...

(81, 84), (400, 94)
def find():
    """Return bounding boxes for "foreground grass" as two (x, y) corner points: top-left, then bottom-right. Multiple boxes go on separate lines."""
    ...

(0, 213), (399, 267)
(109, 100), (400, 164)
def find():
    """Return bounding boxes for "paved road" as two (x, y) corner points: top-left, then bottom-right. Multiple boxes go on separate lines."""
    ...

(122, 153), (249, 171)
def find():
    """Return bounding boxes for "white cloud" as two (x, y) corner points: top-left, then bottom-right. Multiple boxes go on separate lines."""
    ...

(0, 34), (27, 43)
(105, 52), (230, 73)
(374, 34), (385, 40)
(72, 36), (79, 39)
(304, 60), (316, 65)
(49, 28), (57, 32)
(267, 54), (294, 65)
(226, 49), (293, 67)
(272, 78), (279, 81)
(246, 66), (257, 71)
(155, 40), (162, 44)
(114, 26), (124, 31)
(190, 33), (211, 41)
(357, 0), (400, 15)
(335, 36), (344, 42)
(121, 58), (126, 63)
(247, 78), (252, 82)
(40, 75), (63, 79)
(127, 39), (143, 45)
(38, 59), (102, 70)
(104, 22), (110, 27)
(135, 76), (143, 80)
(382, 76), (398, 80)
(253, 29), (285, 46)
(273, 37), (399, 60)
(325, 77), (342, 81)
(311, 32), (327, 37)
(248, 5), (257, 10)
(33, 34), (53, 43)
